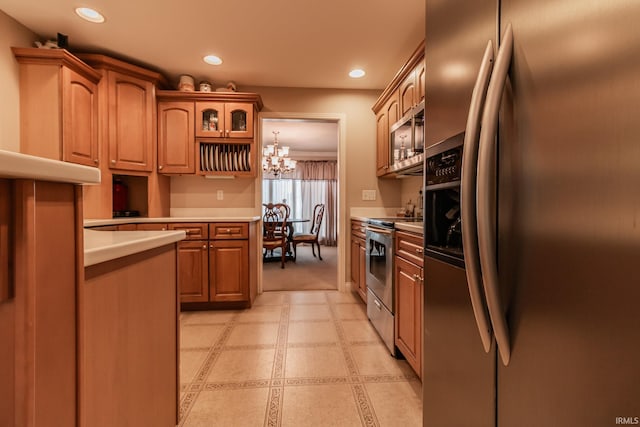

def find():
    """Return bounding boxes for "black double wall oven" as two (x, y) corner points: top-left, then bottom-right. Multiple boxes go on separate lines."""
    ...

(424, 132), (465, 268)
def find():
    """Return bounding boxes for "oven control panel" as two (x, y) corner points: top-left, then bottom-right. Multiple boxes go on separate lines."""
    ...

(426, 145), (462, 185)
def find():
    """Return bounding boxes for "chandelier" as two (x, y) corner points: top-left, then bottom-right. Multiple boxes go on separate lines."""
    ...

(262, 131), (297, 177)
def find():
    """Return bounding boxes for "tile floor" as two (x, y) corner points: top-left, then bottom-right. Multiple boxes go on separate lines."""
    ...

(179, 290), (422, 426)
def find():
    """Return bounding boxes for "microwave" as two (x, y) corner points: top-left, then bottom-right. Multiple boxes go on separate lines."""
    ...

(389, 100), (424, 175)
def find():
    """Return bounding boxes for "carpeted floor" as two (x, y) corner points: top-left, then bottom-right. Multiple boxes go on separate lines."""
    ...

(262, 245), (338, 291)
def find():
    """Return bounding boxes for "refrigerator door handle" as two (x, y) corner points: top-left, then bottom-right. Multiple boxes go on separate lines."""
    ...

(477, 23), (514, 366)
(461, 40), (495, 353)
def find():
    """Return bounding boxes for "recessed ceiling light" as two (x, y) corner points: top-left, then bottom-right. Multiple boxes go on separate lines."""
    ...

(203, 55), (223, 65)
(349, 69), (366, 78)
(75, 7), (105, 23)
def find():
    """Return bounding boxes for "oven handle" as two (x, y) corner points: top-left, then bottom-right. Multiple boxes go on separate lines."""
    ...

(365, 225), (394, 235)
(461, 39), (495, 354)
(477, 23), (513, 366)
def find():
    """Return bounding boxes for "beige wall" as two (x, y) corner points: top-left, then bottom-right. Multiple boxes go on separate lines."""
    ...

(0, 10), (37, 152)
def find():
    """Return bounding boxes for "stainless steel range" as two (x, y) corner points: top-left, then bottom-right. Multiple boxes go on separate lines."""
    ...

(365, 217), (422, 355)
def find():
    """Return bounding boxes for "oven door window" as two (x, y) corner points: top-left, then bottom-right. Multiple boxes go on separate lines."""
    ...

(368, 237), (388, 285)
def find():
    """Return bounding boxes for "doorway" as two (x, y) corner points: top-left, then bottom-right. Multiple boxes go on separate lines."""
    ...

(258, 113), (346, 293)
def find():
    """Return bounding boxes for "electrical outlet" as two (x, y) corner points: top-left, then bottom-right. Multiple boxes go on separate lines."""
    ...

(362, 189), (377, 201)
(216, 190), (224, 200)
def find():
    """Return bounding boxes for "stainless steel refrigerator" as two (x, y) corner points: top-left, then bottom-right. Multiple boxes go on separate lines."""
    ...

(423, 0), (640, 426)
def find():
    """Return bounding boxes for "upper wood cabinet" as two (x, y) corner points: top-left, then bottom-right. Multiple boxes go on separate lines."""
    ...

(372, 41), (425, 178)
(12, 48), (101, 168)
(196, 102), (253, 139)
(156, 91), (263, 177)
(400, 69), (417, 117)
(375, 93), (399, 176)
(77, 54), (166, 173)
(107, 71), (155, 171)
(416, 60), (426, 104)
(158, 101), (195, 174)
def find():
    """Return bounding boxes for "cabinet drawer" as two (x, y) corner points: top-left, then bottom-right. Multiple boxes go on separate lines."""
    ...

(137, 223), (168, 231)
(351, 220), (367, 239)
(209, 223), (248, 240)
(168, 223), (208, 240)
(395, 231), (424, 267)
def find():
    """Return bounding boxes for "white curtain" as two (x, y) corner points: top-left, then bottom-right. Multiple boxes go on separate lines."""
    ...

(263, 161), (337, 245)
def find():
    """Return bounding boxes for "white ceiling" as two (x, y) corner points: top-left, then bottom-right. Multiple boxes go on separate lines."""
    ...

(0, 0), (425, 91)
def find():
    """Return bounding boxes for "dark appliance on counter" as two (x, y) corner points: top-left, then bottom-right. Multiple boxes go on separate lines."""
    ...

(365, 217), (423, 356)
(423, 0), (640, 425)
(112, 178), (139, 218)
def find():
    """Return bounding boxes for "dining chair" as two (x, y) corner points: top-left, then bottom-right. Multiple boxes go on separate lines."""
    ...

(292, 203), (325, 261)
(262, 203), (290, 268)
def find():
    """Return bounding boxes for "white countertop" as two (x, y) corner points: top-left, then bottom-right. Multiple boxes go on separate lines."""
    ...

(351, 215), (424, 235)
(395, 222), (424, 234)
(84, 229), (187, 267)
(0, 149), (100, 184)
(84, 216), (261, 227)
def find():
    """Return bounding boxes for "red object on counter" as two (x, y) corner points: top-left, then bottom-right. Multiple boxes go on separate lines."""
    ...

(112, 179), (128, 212)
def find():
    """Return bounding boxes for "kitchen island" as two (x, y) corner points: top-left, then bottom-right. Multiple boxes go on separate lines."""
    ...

(1, 148), (187, 426)
(81, 228), (185, 427)
(86, 217), (261, 309)
(1, 150), (99, 427)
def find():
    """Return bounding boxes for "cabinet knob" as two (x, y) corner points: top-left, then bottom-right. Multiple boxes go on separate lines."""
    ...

(225, 129), (230, 135)
(93, 159), (99, 164)
(226, 228), (231, 233)
(415, 248), (423, 254)
(110, 159), (116, 165)
(158, 165), (163, 170)
(202, 244), (206, 249)
(210, 244), (213, 248)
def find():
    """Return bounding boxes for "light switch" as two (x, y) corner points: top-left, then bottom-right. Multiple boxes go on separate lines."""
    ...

(216, 190), (224, 200)
(362, 189), (377, 201)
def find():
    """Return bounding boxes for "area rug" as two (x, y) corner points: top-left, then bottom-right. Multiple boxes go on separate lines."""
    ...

(262, 245), (338, 291)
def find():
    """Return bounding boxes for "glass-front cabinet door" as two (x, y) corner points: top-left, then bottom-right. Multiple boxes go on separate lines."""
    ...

(225, 103), (253, 139)
(196, 102), (253, 139)
(196, 102), (224, 138)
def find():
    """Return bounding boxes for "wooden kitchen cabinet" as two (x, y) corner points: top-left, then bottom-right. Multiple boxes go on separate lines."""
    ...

(371, 40), (424, 178)
(209, 222), (249, 303)
(400, 69), (417, 117)
(394, 230), (424, 379)
(0, 180), (9, 303)
(167, 222), (257, 308)
(169, 223), (209, 303)
(176, 240), (209, 303)
(12, 48), (101, 168)
(416, 60), (425, 103)
(156, 91), (262, 177)
(350, 219), (368, 303)
(196, 102), (253, 139)
(157, 101), (195, 174)
(105, 70), (155, 171)
(82, 244), (179, 427)
(78, 54), (165, 173)
(1, 178), (85, 427)
(209, 239), (249, 302)
(375, 93), (400, 177)
(136, 223), (168, 230)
